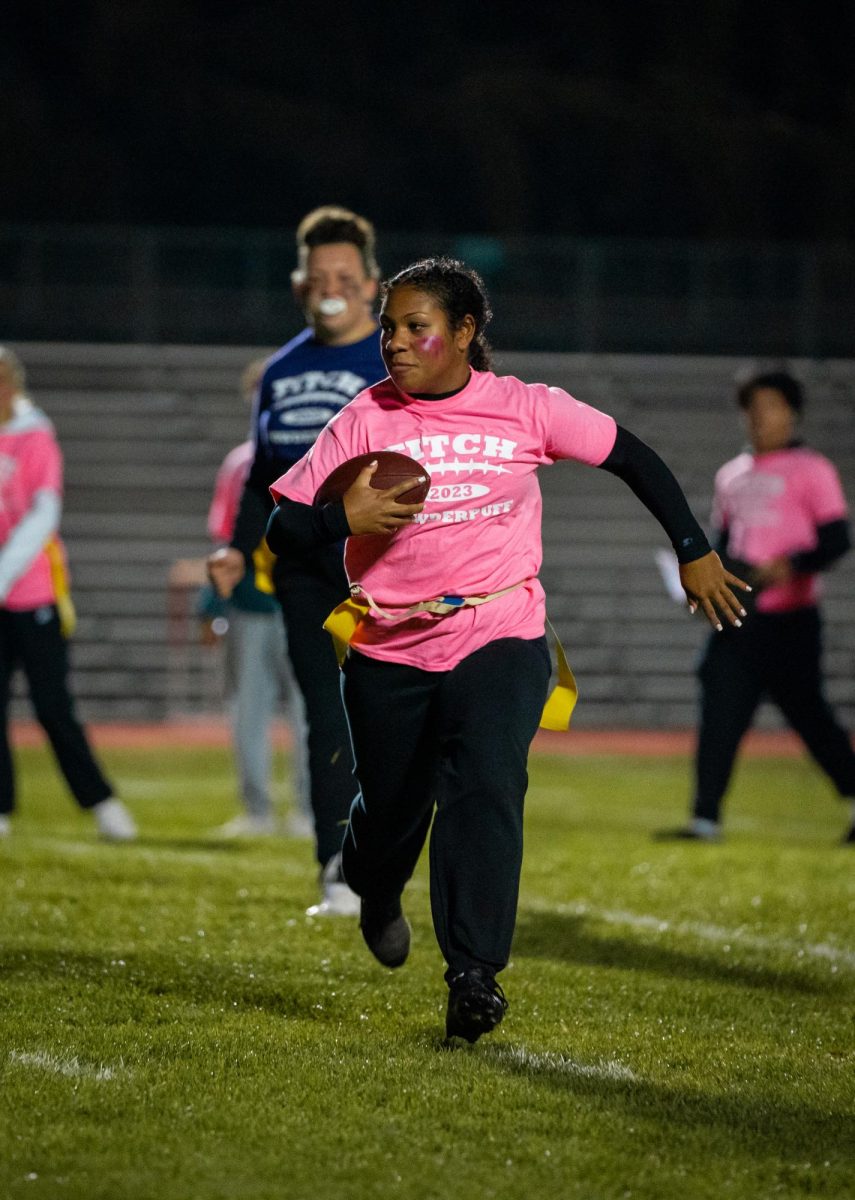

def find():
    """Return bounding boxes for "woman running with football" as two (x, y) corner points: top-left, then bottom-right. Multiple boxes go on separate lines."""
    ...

(266, 257), (748, 1044)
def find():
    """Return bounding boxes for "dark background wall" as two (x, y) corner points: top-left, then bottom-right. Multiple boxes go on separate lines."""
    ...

(5, 6), (854, 728)
(4, 1), (855, 241)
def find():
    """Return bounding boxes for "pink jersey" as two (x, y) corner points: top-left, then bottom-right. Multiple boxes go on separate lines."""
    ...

(272, 370), (617, 670)
(713, 445), (849, 613)
(0, 406), (64, 609)
(208, 440), (252, 542)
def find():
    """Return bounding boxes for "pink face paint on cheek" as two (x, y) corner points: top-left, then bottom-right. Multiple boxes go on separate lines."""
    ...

(417, 335), (444, 356)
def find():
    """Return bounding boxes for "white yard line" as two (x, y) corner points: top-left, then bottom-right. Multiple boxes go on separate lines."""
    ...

(492, 1045), (637, 1081)
(525, 898), (855, 969)
(26, 837), (295, 875)
(9, 1050), (125, 1082)
(18, 842), (853, 968)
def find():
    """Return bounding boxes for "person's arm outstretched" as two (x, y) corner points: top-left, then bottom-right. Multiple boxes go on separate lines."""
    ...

(599, 425), (750, 630)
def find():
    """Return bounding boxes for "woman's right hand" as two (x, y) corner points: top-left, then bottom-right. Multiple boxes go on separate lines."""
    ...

(343, 461), (426, 535)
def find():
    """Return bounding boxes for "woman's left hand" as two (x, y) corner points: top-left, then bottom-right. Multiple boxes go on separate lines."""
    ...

(679, 551), (751, 630)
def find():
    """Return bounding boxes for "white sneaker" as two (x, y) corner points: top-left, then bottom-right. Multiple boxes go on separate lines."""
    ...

(306, 852), (361, 917)
(93, 798), (137, 842)
(688, 817), (722, 842)
(213, 813), (278, 839)
(0, 814), (11, 837)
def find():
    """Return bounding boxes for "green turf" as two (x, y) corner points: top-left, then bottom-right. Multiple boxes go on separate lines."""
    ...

(1, 744), (853, 1200)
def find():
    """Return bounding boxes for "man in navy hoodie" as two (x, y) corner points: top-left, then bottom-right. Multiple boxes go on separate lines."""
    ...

(208, 207), (386, 913)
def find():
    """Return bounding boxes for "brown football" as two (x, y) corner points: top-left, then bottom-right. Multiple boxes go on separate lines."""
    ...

(315, 451), (431, 506)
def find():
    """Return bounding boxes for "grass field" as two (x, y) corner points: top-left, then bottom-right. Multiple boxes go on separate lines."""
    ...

(1, 742), (853, 1200)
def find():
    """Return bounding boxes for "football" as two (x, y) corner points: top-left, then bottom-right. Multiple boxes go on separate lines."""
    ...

(315, 451), (431, 506)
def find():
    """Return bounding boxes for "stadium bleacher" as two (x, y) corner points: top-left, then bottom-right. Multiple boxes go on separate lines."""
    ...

(11, 343), (855, 729)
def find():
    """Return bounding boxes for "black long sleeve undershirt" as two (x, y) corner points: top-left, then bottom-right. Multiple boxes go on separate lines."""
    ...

(598, 425), (711, 564)
(266, 495), (351, 557)
(229, 454), (283, 570)
(717, 518), (851, 575)
(791, 519), (851, 572)
(231, 481), (273, 571)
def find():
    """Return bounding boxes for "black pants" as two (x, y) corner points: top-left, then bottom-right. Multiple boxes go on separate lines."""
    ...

(0, 607), (113, 814)
(694, 606), (855, 822)
(275, 550), (357, 866)
(340, 636), (551, 979)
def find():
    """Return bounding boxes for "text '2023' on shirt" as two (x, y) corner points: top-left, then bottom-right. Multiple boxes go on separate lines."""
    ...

(272, 370), (617, 671)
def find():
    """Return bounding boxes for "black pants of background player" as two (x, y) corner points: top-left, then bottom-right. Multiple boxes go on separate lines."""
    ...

(0, 607), (113, 815)
(340, 635), (551, 979)
(693, 606), (855, 823)
(274, 548), (357, 867)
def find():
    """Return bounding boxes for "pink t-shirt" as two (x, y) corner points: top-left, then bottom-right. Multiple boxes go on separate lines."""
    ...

(0, 412), (63, 610)
(272, 370), (617, 669)
(208, 440), (252, 542)
(713, 446), (849, 613)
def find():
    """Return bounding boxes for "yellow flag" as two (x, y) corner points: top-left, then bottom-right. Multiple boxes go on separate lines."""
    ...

(44, 537), (77, 639)
(539, 618), (578, 730)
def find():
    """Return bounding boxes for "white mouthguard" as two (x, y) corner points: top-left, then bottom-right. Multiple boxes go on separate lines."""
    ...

(318, 297), (347, 316)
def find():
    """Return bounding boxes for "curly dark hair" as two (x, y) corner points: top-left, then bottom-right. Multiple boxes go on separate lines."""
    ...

(380, 257), (493, 371)
(737, 370), (805, 415)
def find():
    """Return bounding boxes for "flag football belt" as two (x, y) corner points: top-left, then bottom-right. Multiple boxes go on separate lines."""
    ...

(323, 581), (578, 730)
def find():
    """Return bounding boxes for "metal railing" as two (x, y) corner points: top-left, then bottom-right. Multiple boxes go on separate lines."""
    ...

(2, 223), (854, 355)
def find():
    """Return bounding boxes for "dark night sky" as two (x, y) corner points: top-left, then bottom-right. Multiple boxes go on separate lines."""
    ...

(4, 0), (855, 240)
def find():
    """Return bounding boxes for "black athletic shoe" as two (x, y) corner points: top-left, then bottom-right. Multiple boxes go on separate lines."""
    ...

(445, 967), (508, 1044)
(842, 824), (855, 846)
(359, 896), (410, 968)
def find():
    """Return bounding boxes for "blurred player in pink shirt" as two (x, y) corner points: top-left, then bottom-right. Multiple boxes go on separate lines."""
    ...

(266, 257), (747, 1043)
(200, 358), (310, 840)
(0, 347), (136, 841)
(667, 371), (855, 844)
